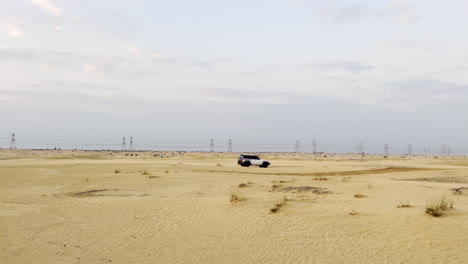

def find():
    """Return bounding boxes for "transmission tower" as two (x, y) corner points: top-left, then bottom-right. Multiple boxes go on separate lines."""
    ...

(228, 139), (232, 152)
(312, 140), (317, 160)
(407, 144), (412, 156)
(209, 139), (214, 152)
(9, 133), (16, 149)
(129, 137), (134, 151)
(295, 140), (300, 153)
(121, 137), (126, 151)
(440, 144), (446, 156)
(384, 144), (389, 156)
(358, 142), (364, 154)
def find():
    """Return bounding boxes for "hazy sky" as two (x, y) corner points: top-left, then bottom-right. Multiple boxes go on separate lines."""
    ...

(1, 0), (467, 153)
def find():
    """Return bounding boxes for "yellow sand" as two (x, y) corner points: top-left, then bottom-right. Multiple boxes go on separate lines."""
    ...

(1, 150), (467, 263)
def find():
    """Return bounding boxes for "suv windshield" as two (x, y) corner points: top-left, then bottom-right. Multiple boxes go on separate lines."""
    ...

(241, 155), (260, 160)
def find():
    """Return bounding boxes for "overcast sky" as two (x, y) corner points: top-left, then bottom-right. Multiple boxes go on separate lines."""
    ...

(1, 0), (467, 153)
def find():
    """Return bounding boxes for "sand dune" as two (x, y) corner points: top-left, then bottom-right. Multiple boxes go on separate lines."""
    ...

(1, 150), (467, 263)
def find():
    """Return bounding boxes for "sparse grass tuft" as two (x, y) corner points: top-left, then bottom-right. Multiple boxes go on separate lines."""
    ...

(216, 163), (222, 166)
(354, 193), (365, 198)
(114, 169), (121, 174)
(270, 197), (287, 213)
(313, 177), (330, 181)
(368, 184), (374, 189)
(238, 183), (248, 188)
(271, 184), (282, 190)
(425, 197), (454, 217)
(230, 192), (244, 203)
(342, 176), (352, 182)
(165, 170), (169, 174)
(142, 170), (150, 175)
(452, 188), (464, 195)
(397, 201), (411, 208)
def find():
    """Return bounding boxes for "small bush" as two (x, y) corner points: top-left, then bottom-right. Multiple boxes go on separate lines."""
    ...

(114, 169), (121, 174)
(425, 197), (454, 217)
(230, 192), (244, 203)
(271, 184), (282, 190)
(451, 188), (463, 195)
(142, 170), (150, 175)
(354, 193), (365, 198)
(165, 170), (169, 174)
(313, 177), (329, 181)
(270, 197), (287, 213)
(238, 183), (248, 188)
(397, 201), (411, 208)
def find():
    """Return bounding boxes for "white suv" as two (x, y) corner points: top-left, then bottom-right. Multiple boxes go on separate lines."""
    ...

(237, 154), (270, 168)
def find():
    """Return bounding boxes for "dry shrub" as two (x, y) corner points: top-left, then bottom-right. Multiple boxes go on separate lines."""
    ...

(230, 192), (244, 203)
(397, 201), (411, 208)
(270, 197), (287, 213)
(313, 177), (329, 181)
(238, 183), (248, 188)
(425, 197), (454, 217)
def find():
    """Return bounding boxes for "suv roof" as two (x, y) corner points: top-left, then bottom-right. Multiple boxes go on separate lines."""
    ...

(240, 154), (260, 159)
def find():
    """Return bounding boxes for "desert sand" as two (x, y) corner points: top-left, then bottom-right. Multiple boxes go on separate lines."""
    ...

(1, 150), (467, 263)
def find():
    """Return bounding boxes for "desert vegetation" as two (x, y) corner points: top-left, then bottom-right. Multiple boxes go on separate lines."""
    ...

(230, 192), (244, 203)
(270, 196), (287, 213)
(425, 197), (454, 217)
(397, 201), (411, 208)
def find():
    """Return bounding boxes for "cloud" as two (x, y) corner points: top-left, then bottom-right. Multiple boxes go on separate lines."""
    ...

(380, 0), (419, 23)
(0, 16), (24, 37)
(90, 9), (135, 38)
(128, 47), (142, 54)
(0, 81), (148, 113)
(0, 47), (85, 71)
(30, 0), (63, 16)
(335, 2), (369, 23)
(384, 79), (468, 96)
(187, 61), (214, 68)
(199, 87), (301, 104)
(376, 78), (468, 109)
(0, 47), (155, 77)
(310, 61), (374, 74)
